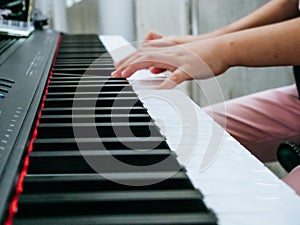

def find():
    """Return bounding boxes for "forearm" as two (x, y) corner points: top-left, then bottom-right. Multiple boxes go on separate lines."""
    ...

(145, 1), (299, 46)
(200, 0), (299, 38)
(220, 17), (300, 68)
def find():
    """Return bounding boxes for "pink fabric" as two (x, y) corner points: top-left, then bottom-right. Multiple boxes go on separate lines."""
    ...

(203, 84), (300, 192)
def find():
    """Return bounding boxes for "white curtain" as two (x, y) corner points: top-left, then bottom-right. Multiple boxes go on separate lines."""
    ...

(99, 0), (135, 41)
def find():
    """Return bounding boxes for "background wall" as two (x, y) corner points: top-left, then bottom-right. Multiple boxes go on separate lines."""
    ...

(135, 0), (189, 40)
(99, 0), (135, 42)
(65, 0), (101, 34)
(34, 0), (135, 41)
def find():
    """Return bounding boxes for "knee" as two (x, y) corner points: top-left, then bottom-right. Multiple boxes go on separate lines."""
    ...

(283, 165), (300, 195)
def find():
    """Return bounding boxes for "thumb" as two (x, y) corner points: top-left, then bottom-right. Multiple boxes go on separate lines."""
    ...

(157, 69), (190, 89)
(144, 39), (173, 47)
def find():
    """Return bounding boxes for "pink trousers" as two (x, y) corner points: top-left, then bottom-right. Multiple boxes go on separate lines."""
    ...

(204, 84), (300, 194)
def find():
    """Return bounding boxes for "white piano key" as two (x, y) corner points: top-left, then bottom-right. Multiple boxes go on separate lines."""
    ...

(198, 179), (285, 195)
(204, 194), (300, 214)
(184, 152), (265, 168)
(199, 178), (296, 197)
(99, 35), (136, 62)
(219, 213), (300, 225)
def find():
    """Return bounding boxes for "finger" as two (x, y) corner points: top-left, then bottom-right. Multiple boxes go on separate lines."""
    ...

(113, 61), (154, 78)
(113, 48), (174, 77)
(144, 31), (163, 41)
(114, 51), (136, 68)
(150, 67), (166, 74)
(113, 59), (176, 78)
(114, 48), (149, 70)
(157, 69), (191, 89)
(112, 60), (155, 78)
(115, 46), (153, 69)
(122, 61), (176, 78)
(144, 40), (171, 48)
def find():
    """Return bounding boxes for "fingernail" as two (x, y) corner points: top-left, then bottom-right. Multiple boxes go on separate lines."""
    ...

(111, 71), (117, 77)
(121, 70), (128, 77)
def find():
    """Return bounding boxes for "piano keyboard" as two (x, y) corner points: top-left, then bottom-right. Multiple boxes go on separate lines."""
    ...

(1, 31), (300, 225)
(7, 34), (218, 225)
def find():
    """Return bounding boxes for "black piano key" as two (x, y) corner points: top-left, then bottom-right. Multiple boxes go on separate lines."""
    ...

(56, 53), (110, 59)
(41, 107), (148, 116)
(58, 44), (107, 48)
(54, 59), (114, 65)
(53, 63), (115, 71)
(58, 48), (108, 54)
(61, 33), (99, 38)
(61, 36), (104, 41)
(60, 40), (102, 44)
(39, 114), (153, 123)
(47, 84), (134, 92)
(43, 97), (143, 108)
(51, 73), (110, 77)
(27, 150), (180, 173)
(50, 76), (125, 81)
(33, 137), (170, 151)
(55, 55), (112, 59)
(22, 172), (194, 193)
(58, 42), (104, 46)
(46, 91), (137, 99)
(59, 38), (105, 42)
(52, 68), (115, 75)
(14, 212), (218, 225)
(54, 63), (115, 68)
(58, 38), (104, 44)
(36, 122), (161, 138)
(48, 80), (127, 85)
(58, 44), (105, 48)
(59, 42), (106, 46)
(54, 65), (115, 71)
(50, 76), (123, 81)
(16, 190), (208, 217)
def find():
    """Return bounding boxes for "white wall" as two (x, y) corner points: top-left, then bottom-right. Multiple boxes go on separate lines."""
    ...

(66, 0), (101, 34)
(35, 0), (136, 40)
(135, 0), (189, 41)
(99, 0), (135, 42)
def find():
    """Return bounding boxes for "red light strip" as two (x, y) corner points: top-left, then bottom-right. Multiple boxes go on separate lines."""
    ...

(4, 34), (62, 225)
